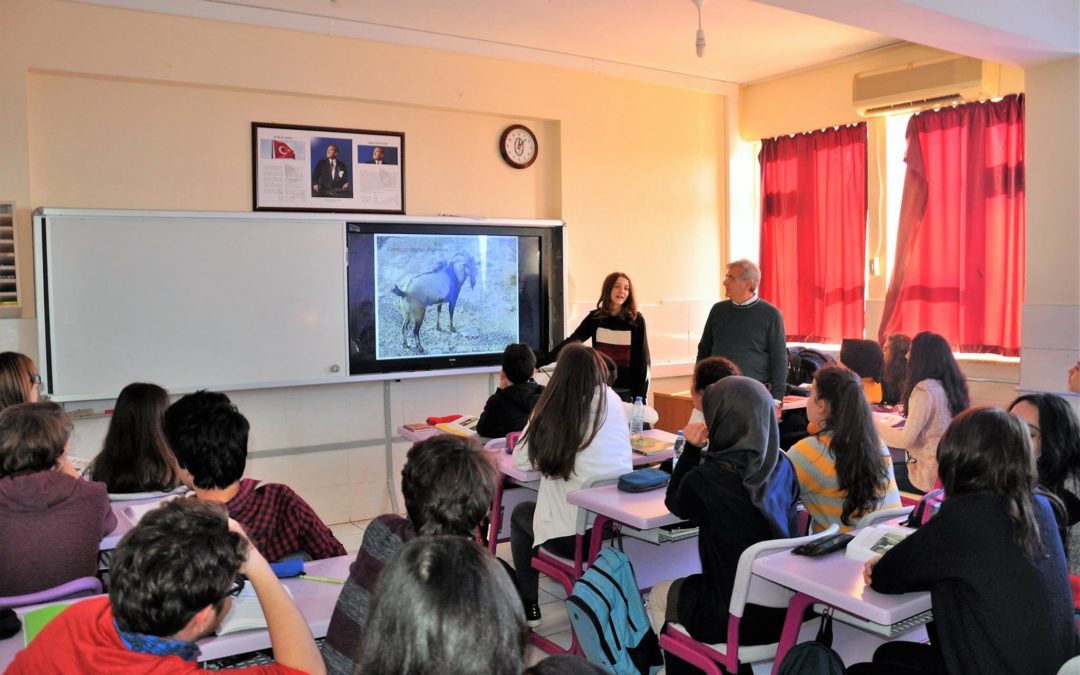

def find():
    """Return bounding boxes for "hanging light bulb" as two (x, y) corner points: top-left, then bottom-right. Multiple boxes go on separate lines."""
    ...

(692, 0), (706, 58)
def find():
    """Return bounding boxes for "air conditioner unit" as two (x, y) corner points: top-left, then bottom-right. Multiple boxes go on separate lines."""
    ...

(853, 56), (1000, 117)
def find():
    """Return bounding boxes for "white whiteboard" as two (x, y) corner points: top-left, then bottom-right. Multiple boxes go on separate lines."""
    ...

(35, 210), (349, 400)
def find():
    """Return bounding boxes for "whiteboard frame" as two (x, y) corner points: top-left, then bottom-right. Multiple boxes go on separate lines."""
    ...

(34, 208), (565, 402)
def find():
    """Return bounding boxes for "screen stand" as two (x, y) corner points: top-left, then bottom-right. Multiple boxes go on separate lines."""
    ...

(383, 380), (400, 515)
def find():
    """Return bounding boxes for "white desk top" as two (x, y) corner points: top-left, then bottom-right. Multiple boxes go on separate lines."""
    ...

(751, 548), (930, 626)
(101, 495), (171, 550)
(565, 484), (682, 530)
(495, 428), (677, 483)
(0, 555), (353, 668)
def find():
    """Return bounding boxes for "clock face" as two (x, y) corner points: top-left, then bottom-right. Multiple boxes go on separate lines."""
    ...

(500, 125), (538, 169)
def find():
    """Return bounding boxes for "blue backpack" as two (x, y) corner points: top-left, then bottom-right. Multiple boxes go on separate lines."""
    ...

(565, 547), (663, 675)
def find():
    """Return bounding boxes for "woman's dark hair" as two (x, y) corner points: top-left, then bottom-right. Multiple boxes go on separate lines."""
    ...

(592, 271), (638, 322)
(902, 332), (969, 417)
(693, 356), (740, 394)
(1008, 393), (1080, 496)
(358, 536), (526, 675)
(938, 407), (1043, 560)
(881, 333), (911, 405)
(521, 343), (608, 480)
(0, 352), (36, 412)
(110, 499), (246, 636)
(89, 382), (179, 493)
(0, 401), (71, 476)
(401, 435), (497, 535)
(812, 366), (890, 525)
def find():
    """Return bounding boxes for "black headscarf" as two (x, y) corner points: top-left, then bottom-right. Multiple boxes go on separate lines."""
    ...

(701, 376), (800, 538)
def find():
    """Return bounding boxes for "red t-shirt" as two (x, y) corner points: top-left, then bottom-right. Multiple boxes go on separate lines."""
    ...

(8, 596), (306, 674)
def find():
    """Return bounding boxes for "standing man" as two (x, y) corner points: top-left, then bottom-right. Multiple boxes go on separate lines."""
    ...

(312, 144), (351, 197)
(696, 259), (787, 403)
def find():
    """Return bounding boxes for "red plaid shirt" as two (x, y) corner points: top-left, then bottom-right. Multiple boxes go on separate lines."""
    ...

(226, 478), (345, 562)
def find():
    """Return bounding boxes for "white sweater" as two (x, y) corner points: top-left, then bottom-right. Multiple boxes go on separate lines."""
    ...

(513, 385), (633, 546)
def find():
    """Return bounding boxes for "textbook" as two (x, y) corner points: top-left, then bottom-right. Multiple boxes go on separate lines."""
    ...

(844, 524), (911, 563)
(122, 495), (180, 525)
(630, 434), (672, 456)
(215, 584), (293, 636)
(434, 415), (481, 437)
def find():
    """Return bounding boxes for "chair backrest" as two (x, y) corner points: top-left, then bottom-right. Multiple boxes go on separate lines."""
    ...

(0, 576), (103, 610)
(574, 472), (625, 536)
(729, 524), (840, 617)
(854, 506), (913, 529)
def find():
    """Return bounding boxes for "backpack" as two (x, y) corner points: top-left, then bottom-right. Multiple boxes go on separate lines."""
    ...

(565, 547), (663, 674)
(786, 347), (834, 389)
(776, 610), (845, 675)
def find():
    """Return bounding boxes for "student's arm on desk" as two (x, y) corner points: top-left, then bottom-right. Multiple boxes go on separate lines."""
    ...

(664, 423), (708, 520)
(876, 384), (932, 449)
(231, 520), (327, 675)
(866, 515), (951, 595)
(511, 426), (534, 472)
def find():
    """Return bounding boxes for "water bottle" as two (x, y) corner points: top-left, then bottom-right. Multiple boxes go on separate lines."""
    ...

(671, 430), (686, 470)
(630, 396), (645, 437)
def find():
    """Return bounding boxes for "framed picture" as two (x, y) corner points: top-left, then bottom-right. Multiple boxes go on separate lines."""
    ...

(252, 122), (405, 214)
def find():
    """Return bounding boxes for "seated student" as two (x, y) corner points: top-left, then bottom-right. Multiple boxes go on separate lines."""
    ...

(686, 356), (741, 426)
(880, 333), (911, 406)
(162, 390), (345, 562)
(1009, 393), (1080, 570)
(839, 338), (885, 405)
(647, 377), (801, 650)
(322, 434), (497, 675)
(854, 408), (1076, 675)
(476, 343), (544, 439)
(0, 351), (40, 411)
(0, 402), (116, 596)
(88, 382), (181, 494)
(357, 535), (526, 675)
(786, 365), (901, 533)
(9, 499), (325, 675)
(510, 344), (632, 627)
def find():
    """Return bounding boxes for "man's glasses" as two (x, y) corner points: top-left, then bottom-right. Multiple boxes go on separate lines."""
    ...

(222, 576), (245, 600)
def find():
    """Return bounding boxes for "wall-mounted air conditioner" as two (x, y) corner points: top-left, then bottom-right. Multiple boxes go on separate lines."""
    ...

(853, 56), (1000, 117)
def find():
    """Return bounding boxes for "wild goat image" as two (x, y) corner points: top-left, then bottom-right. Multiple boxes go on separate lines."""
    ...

(371, 234), (521, 360)
(392, 251), (477, 353)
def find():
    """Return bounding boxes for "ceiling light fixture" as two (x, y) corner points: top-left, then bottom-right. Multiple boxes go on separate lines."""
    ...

(692, 0), (706, 58)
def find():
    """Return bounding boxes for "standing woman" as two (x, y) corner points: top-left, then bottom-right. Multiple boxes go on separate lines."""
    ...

(538, 272), (650, 401)
(855, 408), (1075, 674)
(880, 333), (911, 406)
(876, 332), (968, 493)
(787, 365), (902, 533)
(0, 351), (40, 411)
(87, 382), (180, 494)
(510, 344), (632, 626)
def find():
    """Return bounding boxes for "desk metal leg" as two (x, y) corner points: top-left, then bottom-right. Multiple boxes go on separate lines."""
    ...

(771, 591), (817, 675)
(587, 515), (611, 565)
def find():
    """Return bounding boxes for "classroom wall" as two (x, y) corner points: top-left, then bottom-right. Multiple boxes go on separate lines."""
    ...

(0, 0), (728, 522)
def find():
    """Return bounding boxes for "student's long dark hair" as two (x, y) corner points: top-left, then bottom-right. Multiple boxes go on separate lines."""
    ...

(89, 382), (179, 493)
(1008, 393), (1080, 497)
(881, 333), (911, 405)
(937, 407), (1044, 560)
(521, 343), (608, 480)
(358, 536), (526, 675)
(901, 332), (969, 417)
(592, 271), (638, 322)
(812, 365), (890, 525)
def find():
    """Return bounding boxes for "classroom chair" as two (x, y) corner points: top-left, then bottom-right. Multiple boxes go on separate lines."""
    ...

(853, 506), (913, 529)
(530, 471), (625, 656)
(658, 524), (840, 675)
(0, 576), (102, 610)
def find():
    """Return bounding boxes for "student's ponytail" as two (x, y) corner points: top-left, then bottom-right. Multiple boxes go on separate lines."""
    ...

(814, 366), (889, 525)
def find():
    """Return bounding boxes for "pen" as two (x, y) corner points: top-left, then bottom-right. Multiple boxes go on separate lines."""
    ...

(300, 574), (344, 584)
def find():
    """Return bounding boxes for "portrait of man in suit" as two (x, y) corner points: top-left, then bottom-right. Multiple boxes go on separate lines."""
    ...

(366, 147), (385, 165)
(311, 143), (351, 198)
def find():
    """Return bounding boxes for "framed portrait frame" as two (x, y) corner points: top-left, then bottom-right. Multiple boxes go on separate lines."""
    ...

(252, 122), (405, 214)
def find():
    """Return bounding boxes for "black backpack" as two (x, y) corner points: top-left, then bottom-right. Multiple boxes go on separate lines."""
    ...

(776, 611), (846, 675)
(786, 347), (835, 390)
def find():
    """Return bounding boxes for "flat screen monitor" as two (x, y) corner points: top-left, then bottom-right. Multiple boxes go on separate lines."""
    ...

(346, 221), (564, 375)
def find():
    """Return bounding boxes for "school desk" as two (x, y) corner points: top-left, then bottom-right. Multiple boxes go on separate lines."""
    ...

(652, 391), (810, 433)
(751, 546), (932, 674)
(100, 494), (175, 550)
(0, 555), (352, 669)
(485, 429), (677, 554)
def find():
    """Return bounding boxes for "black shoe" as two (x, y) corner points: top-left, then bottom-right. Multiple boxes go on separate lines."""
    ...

(524, 601), (542, 629)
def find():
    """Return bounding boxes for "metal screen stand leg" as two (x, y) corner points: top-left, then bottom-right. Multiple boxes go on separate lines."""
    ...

(384, 380), (400, 515)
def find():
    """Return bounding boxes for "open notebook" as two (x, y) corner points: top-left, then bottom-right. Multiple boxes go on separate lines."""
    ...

(215, 584), (293, 636)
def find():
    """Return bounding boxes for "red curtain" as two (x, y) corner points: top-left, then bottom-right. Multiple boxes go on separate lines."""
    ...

(877, 95), (1025, 356)
(759, 124), (867, 343)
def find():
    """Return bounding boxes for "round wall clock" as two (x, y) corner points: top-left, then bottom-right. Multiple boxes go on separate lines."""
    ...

(499, 124), (538, 169)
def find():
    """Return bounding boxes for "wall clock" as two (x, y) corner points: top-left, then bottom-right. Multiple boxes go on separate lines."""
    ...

(499, 124), (538, 169)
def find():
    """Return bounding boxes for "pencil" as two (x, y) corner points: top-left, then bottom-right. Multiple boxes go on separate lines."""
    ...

(299, 574), (344, 584)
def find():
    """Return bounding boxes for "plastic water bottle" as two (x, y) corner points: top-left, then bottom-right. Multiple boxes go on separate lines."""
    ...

(630, 396), (645, 437)
(672, 430), (686, 470)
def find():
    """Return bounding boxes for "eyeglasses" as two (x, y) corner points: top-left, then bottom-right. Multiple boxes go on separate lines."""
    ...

(29, 374), (41, 385)
(222, 576), (245, 600)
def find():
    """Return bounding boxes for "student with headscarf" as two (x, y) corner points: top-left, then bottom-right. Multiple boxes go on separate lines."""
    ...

(646, 376), (801, 649)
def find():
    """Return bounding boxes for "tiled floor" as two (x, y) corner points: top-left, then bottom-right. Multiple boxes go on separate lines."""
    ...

(329, 520), (369, 555)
